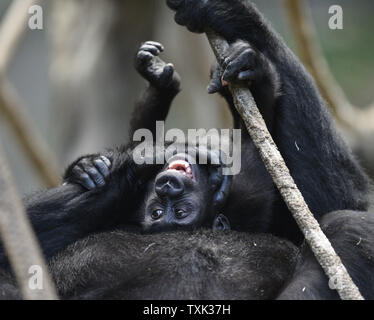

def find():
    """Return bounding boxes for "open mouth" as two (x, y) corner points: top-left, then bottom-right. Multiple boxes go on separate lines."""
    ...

(166, 159), (194, 180)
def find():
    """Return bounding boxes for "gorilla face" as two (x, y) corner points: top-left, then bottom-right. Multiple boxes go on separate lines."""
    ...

(141, 154), (214, 233)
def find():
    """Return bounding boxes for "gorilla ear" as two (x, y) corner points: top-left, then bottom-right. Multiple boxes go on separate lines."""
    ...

(207, 151), (233, 211)
(212, 214), (231, 231)
(201, 148), (233, 211)
(212, 173), (232, 211)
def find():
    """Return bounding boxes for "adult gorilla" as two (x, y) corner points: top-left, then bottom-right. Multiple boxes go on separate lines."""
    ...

(1, 0), (374, 300)
(164, 0), (374, 299)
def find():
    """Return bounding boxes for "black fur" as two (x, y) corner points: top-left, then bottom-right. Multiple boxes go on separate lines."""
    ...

(50, 231), (298, 300)
(168, 0), (370, 237)
(0, 0), (373, 300)
(0, 230), (298, 300)
(165, 0), (374, 299)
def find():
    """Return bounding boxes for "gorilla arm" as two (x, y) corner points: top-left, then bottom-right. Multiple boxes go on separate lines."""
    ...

(130, 41), (181, 139)
(0, 149), (158, 269)
(166, 0), (370, 220)
(0, 41), (181, 267)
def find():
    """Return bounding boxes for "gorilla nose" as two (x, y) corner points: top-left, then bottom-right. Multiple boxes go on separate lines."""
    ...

(155, 173), (184, 198)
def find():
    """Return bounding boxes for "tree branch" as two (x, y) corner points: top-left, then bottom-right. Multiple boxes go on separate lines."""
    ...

(0, 0), (60, 187)
(0, 81), (61, 188)
(283, 0), (374, 132)
(206, 30), (364, 301)
(0, 0), (36, 73)
(0, 140), (57, 300)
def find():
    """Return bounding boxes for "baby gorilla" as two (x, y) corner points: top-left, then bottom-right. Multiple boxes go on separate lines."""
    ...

(66, 152), (231, 234)
(63, 42), (234, 235)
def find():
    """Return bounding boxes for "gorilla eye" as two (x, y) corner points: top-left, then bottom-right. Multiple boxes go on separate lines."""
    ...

(175, 209), (188, 219)
(152, 209), (164, 220)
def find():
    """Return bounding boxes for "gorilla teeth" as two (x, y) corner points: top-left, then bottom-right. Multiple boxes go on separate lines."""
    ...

(167, 160), (194, 180)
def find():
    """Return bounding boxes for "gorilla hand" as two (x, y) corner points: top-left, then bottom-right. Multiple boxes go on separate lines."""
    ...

(207, 40), (278, 94)
(136, 41), (181, 92)
(64, 155), (112, 190)
(207, 39), (279, 133)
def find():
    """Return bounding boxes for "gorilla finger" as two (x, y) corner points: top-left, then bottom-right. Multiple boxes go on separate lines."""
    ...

(159, 64), (175, 84)
(222, 56), (231, 69)
(224, 40), (253, 59)
(207, 77), (223, 94)
(73, 166), (96, 190)
(139, 44), (160, 56)
(222, 49), (255, 81)
(144, 41), (164, 52)
(222, 50), (245, 70)
(100, 156), (111, 168)
(137, 51), (153, 62)
(238, 70), (256, 81)
(209, 63), (224, 93)
(79, 159), (106, 187)
(81, 174), (96, 190)
(94, 159), (110, 178)
(163, 63), (174, 75)
(86, 167), (106, 187)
